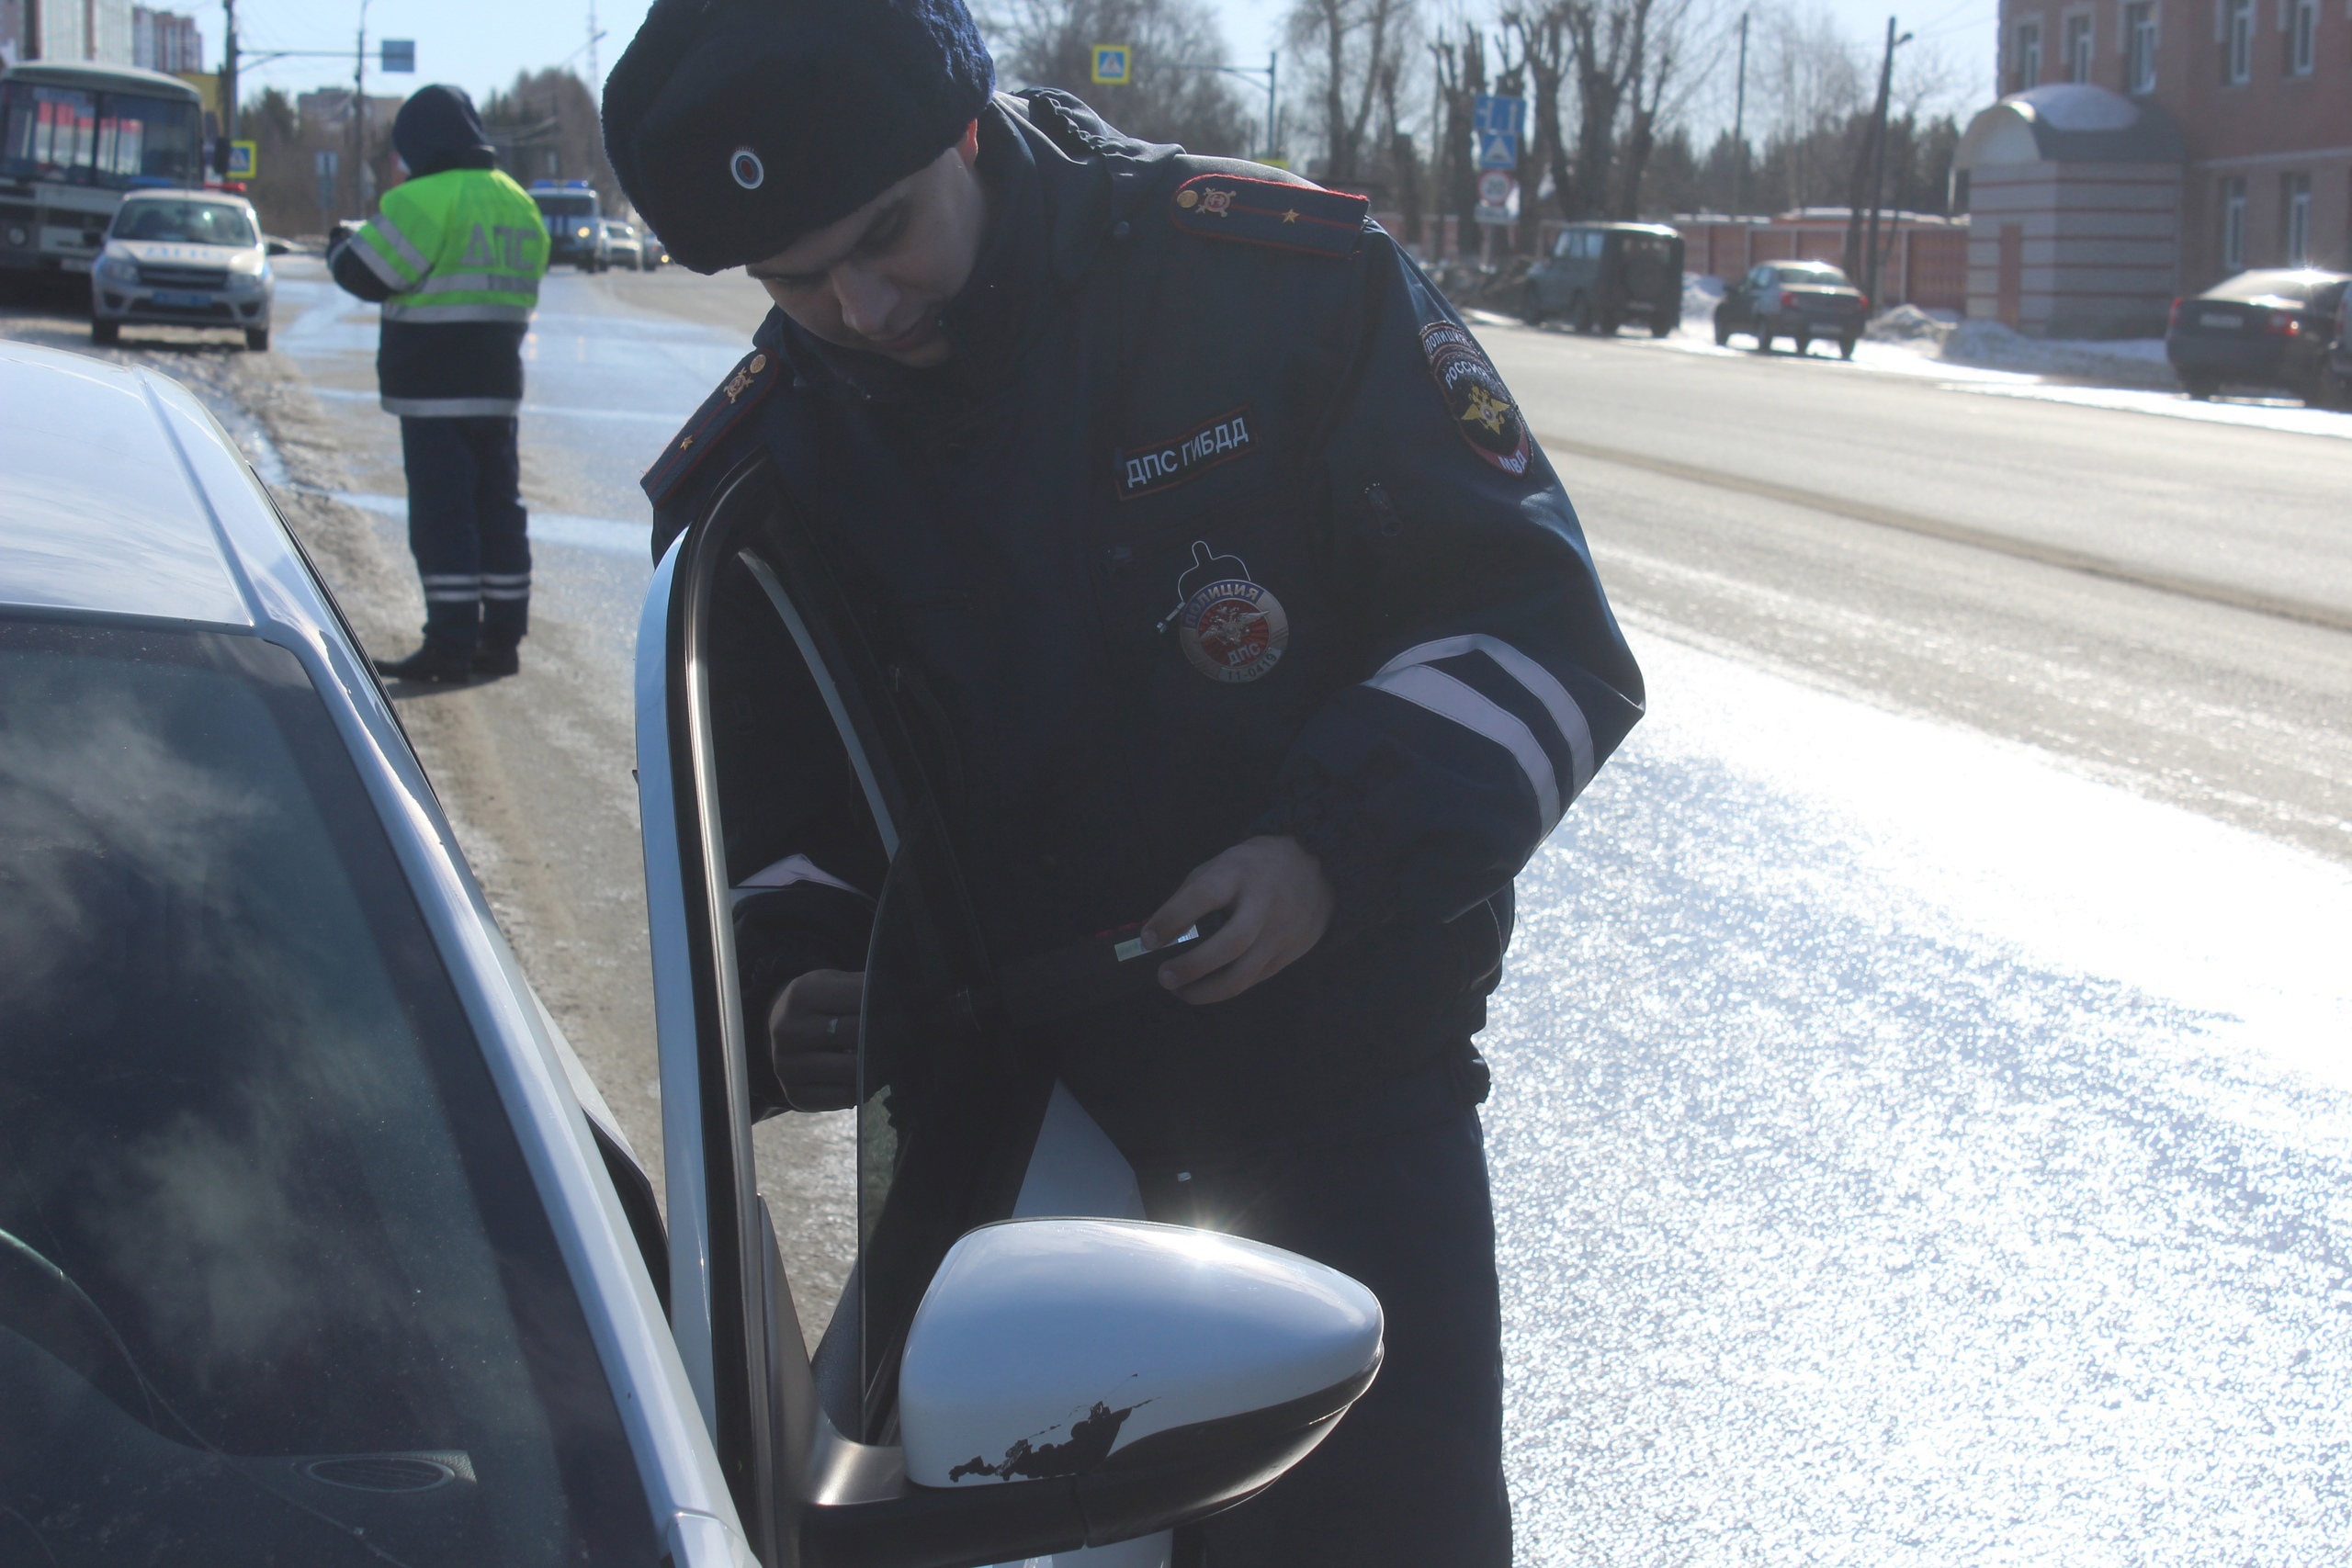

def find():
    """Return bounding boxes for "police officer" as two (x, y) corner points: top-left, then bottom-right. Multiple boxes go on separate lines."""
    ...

(605, 2), (1645, 1560)
(327, 85), (549, 683)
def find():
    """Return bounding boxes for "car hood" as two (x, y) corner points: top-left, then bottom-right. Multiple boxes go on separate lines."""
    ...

(112, 238), (264, 271)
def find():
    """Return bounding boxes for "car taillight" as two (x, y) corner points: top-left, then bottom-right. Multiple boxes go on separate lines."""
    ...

(1858, 294), (1871, 313)
(2167, 297), (2185, 328)
(2261, 310), (2300, 337)
(1778, 289), (1798, 309)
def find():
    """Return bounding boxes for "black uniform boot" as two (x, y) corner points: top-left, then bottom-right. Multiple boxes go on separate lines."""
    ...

(472, 644), (521, 678)
(374, 642), (478, 683)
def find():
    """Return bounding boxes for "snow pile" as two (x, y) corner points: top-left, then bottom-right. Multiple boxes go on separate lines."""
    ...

(1865, 304), (1954, 345)
(1683, 272), (1724, 327)
(1938, 319), (2177, 386)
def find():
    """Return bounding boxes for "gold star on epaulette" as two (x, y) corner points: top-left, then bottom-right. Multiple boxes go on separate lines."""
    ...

(680, 434), (695, 449)
(1282, 209), (1299, 223)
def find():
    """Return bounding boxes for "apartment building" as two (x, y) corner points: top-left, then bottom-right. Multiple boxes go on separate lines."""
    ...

(1994, 0), (2347, 285)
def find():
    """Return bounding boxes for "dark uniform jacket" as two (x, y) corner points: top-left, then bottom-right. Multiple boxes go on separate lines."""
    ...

(647, 91), (1645, 1168)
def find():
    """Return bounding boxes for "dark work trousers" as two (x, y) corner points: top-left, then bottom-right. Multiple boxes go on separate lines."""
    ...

(399, 415), (530, 654)
(1138, 1075), (1512, 1567)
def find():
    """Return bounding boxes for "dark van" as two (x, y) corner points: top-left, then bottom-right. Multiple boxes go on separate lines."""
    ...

(1521, 221), (1685, 336)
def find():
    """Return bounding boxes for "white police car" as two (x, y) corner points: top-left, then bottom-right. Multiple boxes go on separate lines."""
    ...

(0, 338), (1380, 1567)
(89, 189), (277, 351)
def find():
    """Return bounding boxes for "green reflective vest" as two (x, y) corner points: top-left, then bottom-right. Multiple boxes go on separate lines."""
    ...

(351, 167), (548, 324)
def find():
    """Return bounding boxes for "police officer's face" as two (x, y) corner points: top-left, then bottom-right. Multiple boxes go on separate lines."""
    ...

(746, 122), (988, 367)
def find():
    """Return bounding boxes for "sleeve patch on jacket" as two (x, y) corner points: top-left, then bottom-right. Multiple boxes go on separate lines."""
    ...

(1167, 174), (1368, 259)
(1419, 321), (1531, 477)
(641, 348), (781, 508)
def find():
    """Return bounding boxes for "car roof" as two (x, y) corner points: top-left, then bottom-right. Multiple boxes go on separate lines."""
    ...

(119, 188), (257, 208)
(0, 342), (279, 626)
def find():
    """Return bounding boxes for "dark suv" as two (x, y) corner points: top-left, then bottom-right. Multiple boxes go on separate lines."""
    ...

(1521, 222), (1684, 336)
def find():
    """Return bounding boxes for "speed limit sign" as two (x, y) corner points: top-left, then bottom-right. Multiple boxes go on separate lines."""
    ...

(1477, 170), (1513, 206)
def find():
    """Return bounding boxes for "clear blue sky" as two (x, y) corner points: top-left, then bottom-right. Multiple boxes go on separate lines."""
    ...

(194, 0), (1992, 139)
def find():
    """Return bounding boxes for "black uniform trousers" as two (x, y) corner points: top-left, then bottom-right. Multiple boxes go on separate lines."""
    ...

(1139, 1063), (1513, 1567)
(399, 416), (531, 654)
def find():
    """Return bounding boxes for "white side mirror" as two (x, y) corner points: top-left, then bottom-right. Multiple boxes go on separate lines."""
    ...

(896, 1219), (1381, 1537)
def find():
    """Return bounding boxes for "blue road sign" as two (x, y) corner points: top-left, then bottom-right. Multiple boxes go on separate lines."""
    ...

(380, 39), (414, 73)
(1473, 95), (1526, 170)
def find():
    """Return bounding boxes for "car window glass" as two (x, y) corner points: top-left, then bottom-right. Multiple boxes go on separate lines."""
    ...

(534, 194), (595, 220)
(114, 200), (254, 246)
(0, 619), (655, 1568)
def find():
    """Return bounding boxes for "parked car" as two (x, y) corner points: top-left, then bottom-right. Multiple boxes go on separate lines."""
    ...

(1713, 260), (1869, 357)
(642, 231), (669, 269)
(2328, 288), (2351, 407)
(1522, 220), (1684, 336)
(604, 220), (649, 271)
(89, 188), (279, 351)
(2165, 268), (2350, 405)
(0, 338), (1377, 1568)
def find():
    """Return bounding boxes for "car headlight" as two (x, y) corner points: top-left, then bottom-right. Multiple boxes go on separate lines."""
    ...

(97, 250), (139, 282)
(227, 268), (265, 293)
(575, 225), (591, 238)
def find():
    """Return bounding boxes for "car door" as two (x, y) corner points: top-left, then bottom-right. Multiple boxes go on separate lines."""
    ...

(638, 452), (1196, 1567)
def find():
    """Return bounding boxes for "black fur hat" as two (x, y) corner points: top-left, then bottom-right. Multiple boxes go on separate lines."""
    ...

(603, 0), (995, 274)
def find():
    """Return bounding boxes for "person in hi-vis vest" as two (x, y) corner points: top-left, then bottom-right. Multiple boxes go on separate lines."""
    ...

(329, 85), (548, 682)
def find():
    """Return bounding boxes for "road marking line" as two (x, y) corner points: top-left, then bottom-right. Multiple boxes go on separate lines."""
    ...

(1537, 431), (2352, 637)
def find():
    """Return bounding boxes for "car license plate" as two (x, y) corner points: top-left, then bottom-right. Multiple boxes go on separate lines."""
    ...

(2199, 310), (2243, 330)
(152, 289), (211, 308)
(59, 256), (91, 274)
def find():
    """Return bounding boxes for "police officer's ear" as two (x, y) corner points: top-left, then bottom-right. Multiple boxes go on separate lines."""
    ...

(954, 118), (980, 169)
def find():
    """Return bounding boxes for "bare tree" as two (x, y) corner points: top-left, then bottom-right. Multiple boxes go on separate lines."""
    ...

(1430, 22), (1487, 247)
(1503, 7), (1570, 246)
(1612, 0), (1716, 216)
(1286, 0), (1419, 185)
(986, 0), (1253, 155)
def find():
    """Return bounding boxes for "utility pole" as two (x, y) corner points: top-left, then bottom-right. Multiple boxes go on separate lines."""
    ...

(1730, 10), (1747, 217)
(587, 1), (599, 96)
(1861, 16), (1911, 312)
(351, 0), (370, 218)
(220, 0), (238, 141)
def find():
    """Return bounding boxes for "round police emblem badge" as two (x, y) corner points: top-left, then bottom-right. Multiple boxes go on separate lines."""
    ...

(1419, 321), (1532, 477)
(730, 147), (765, 190)
(1165, 541), (1289, 683)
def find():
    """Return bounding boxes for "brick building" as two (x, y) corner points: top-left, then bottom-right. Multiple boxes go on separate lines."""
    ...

(1974, 0), (2347, 305)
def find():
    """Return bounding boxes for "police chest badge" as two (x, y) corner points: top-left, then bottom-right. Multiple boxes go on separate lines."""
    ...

(1420, 321), (1532, 477)
(1159, 541), (1289, 684)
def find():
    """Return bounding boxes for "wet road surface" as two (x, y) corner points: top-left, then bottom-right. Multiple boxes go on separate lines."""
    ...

(13, 258), (2347, 1561)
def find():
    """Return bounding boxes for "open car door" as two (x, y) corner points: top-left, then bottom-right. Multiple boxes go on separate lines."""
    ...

(635, 450), (1385, 1568)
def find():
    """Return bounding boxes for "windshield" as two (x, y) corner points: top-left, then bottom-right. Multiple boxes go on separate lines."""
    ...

(533, 193), (596, 220)
(0, 82), (201, 188)
(1778, 262), (1850, 286)
(113, 199), (255, 246)
(0, 621), (654, 1567)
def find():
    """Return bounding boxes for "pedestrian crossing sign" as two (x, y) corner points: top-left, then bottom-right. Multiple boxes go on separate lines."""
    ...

(1091, 44), (1132, 85)
(227, 140), (255, 179)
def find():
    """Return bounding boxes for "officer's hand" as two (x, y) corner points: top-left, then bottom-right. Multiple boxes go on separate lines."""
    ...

(765, 968), (863, 1111)
(1141, 836), (1334, 1006)
(328, 220), (356, 249)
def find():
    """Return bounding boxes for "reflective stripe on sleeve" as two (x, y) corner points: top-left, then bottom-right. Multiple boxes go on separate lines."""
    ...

(1375, 633), (1595, 798)
(348, 233), (410, 289)
(368, 212), (432, 275)
(1362, 663), (1563, 828)
(413, 269), (542, 299)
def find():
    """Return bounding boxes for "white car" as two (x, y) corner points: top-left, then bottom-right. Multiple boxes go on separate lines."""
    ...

(89, 188), (277, 351)
(0, 337), (1380, 1568)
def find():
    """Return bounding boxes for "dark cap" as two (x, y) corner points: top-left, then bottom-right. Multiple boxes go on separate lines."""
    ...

(603, 0), (994, 274)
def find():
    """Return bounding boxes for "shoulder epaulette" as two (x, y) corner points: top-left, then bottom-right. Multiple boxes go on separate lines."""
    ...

(640, 345), (784, 508)
(1166, 173), (1368, 261)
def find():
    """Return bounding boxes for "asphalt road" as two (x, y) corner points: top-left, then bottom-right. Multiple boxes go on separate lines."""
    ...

(10, 260), (2349, 1562)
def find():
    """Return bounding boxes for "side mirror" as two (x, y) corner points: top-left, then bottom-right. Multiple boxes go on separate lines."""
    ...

(264, 237), (292, 257)
(894, 1219), (1377, 1551)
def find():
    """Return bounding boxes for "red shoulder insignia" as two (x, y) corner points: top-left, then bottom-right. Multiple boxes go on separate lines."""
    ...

(1167, 174), (1368, 260)
(641, 347), (782, 508)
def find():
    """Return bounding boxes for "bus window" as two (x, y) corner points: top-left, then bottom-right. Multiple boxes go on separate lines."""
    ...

(0, 83), (198, 187)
